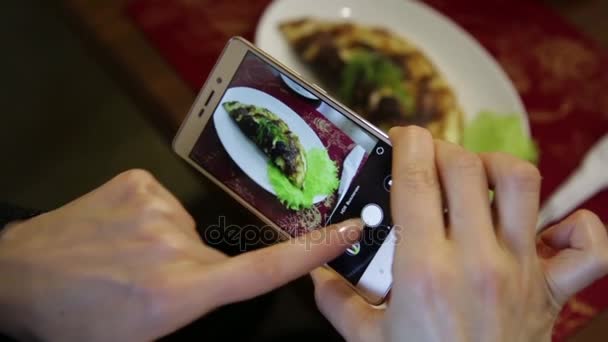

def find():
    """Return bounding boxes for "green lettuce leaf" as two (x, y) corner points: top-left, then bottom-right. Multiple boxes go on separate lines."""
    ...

(268, 148), (339, 210)
(340, 51), (413, 112)
(463, 111), (538, 163)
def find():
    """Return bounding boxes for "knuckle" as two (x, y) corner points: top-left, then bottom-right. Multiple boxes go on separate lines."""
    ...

(119, 169), (156, 187)
(447, 149), (483, 174)
(130, 198), (173, 227)
(150, 232), (187, 256)
(506, 161), (541, 191)
(394, 163), (438, 193)
(115, 169), (160, 199)
(152, 201), (192, 226)
(129, 195), (192, 229)
(131, 196), (161, 215)
(573, 209), (601, 228)
(572, 210), (604, 244)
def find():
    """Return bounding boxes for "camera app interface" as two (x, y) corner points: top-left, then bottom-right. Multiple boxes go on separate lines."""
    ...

(190, 52), (393, 284)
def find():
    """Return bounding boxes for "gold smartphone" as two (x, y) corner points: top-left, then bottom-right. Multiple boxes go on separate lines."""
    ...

(173, 37), (396, 304)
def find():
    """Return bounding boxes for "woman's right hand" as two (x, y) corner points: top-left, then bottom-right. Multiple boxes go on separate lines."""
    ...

(312, 126), (608, 342)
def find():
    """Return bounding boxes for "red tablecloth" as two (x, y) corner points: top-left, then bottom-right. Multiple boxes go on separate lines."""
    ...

(127, 0), (608, 339)
(190, 54), (358, 237)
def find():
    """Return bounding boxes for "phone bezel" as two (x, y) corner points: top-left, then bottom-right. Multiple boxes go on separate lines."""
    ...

(173, 36), (392, 305)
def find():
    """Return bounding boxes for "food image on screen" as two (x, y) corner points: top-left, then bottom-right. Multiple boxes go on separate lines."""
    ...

(190, 52), (383, 239)
(190, 51), (395, 284)
(279, 18), (463, 143)
(223, 100), (307, 189)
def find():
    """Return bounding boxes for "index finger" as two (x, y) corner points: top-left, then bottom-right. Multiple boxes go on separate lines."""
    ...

(389, 126), (445, 244)
(206, 219), (363, 306)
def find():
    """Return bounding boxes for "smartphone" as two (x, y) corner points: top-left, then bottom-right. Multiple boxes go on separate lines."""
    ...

(173, 37), (396, 304)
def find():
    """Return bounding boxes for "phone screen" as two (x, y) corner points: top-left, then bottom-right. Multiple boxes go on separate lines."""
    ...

(189, 51), (393, 286)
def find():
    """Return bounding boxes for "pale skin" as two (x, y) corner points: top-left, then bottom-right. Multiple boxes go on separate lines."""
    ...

(0, 170), (363, 341)
(312, 126), (608, 342)
(1, 126), (607, 341)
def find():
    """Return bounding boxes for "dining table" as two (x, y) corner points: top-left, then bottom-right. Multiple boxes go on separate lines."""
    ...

(58, 0), (608, 340)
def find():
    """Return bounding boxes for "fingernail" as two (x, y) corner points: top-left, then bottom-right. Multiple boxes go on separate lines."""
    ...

(337, 218), (364, 244)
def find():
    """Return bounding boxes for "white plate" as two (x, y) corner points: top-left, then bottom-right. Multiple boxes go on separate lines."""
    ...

(280, 73), (319, 100)
(255, 0), (529, 135)
(214, 86), (328, 203)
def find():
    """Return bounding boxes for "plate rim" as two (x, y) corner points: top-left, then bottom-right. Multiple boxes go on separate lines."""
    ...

(254, 0), (530, 136)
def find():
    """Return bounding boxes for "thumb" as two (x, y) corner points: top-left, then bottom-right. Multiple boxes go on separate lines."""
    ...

(207, 218), (363, 306)
(540, 210), (608, 306)
(311, 267), (381, 341)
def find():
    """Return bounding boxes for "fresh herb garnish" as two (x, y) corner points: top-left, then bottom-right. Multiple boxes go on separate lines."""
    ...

(340, 51), (413, 112)
(254, 115), (285, 146)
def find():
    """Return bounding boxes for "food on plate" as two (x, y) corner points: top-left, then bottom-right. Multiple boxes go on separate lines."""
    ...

(279, 18), (463, 142)
(269, 148), (339, 210)
(223, 100), (307, 188)
(463, 111), (538, 163)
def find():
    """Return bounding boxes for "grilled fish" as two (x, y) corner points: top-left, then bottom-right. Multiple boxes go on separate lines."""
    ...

(223, 101), (307, 189)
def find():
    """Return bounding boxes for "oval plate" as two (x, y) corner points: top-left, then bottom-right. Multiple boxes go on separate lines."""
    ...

(214, 86), (328, 203)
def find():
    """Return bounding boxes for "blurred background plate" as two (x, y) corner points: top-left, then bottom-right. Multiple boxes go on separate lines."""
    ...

(255, 0), (530, 135)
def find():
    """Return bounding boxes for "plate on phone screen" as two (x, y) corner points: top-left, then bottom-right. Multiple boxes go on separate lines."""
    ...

(214, 86), (328, 203)
(255, 0), (529, 134)
(280, 74), (319, 100)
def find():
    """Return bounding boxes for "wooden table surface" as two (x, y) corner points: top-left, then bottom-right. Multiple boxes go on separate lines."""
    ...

(57, 1), (608, 341)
